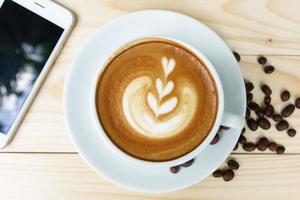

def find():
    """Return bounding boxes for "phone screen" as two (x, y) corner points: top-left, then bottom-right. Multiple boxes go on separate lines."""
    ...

(0, 0), (64, 134)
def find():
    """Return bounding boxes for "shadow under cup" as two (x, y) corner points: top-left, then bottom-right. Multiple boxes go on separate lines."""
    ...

(92, 37), (238, 166)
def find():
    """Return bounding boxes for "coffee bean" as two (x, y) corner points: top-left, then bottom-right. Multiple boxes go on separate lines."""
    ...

(261, 84), (272, 96)
(170, 165), (180, 174)
(245, 82), (254, 94)
(233, 51), (241, 62)
(264, 105), (275, 117)
(272, 114), (282, 122)
(268, 142), (278, 152)
(238, 135), (247, 145)
(243, 142), (256, 152)
(181, 159), (195, 167)
(287, 128), (296, 137)
(295, 97), (300, 109)
(227, 159), (240, 170)
(233, 143), (238, 151)
(220, 126), (230, 130)
(210, 133), (220, 145)
(257, 56), (267, 65)
(276, 146), (285, 154)
(247, 118), (258, 131)
(241, 127), (246, 134)
(256, 137), (269, 151)
(257, 117), (271, 130)
(276, 120), (289, 131)
(212, 170), (223, 178)
(246, 108), (251, 119)
(281, 104), (295, 117)
(255, 108), (264, 118)
(281, 90), (290, 102)
(223, 169), (234, 182)
(264, 65), (274, 74)
(247, 93), (253, 104)
(264, 96), (271, 105)
(258, 137), (269, 146)
(248, 102), (259, 111)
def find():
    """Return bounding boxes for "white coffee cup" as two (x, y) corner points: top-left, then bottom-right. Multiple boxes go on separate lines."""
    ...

(91, 36), (245, 167)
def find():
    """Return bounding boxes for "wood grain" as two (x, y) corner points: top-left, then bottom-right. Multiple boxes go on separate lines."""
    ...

(58, 0), (300, 56)
(0, 153), (298, 200)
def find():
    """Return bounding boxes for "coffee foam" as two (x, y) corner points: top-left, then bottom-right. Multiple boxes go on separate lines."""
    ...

(122, 57), (197, 137)
(96, 38), (218, 161)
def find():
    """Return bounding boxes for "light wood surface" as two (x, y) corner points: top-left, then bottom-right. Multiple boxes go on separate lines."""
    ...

(1, 0), (300, 199)
(0, 153), (299, 200)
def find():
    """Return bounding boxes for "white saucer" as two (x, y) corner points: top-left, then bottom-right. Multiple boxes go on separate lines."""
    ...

(64, 10), (246, 193)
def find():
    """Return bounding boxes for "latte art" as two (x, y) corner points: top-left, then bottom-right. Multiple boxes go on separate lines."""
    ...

(96, 38), (218, 161)
(122, 57), (197, 137)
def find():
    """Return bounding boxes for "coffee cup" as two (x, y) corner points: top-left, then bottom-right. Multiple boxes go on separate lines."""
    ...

(91, 36), (244, 167)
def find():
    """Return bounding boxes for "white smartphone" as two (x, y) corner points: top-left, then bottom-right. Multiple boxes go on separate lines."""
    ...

(0, 0), (74, 148)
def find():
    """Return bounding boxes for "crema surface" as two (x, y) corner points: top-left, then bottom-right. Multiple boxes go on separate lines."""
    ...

(96, 39), (218, 161)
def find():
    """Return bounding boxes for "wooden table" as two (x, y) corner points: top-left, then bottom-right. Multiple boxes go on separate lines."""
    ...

(1, 0), (300, 199)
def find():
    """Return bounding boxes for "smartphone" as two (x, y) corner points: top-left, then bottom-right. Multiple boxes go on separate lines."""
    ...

(0, 0), (74, 148)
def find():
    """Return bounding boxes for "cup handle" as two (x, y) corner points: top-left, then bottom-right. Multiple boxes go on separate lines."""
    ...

(221, 111), (245, 129)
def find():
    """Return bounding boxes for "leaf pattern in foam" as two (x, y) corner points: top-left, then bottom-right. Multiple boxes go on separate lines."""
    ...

(162, 57), (175, 77)
(147, 57), (177, 117)
(163, 81), (174, 97)
(158, 97), (177, 116)
(147, 92), (158, 115)
(156, 78), (163, 99)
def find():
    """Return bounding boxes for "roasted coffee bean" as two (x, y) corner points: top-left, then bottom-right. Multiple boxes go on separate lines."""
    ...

(233, 51), (241, 62)
(170, 165), (180, 174)
(247, 93), (253, 104)
(258, 137), (269, 146)
(212, 170), (223, 178)
(287, 128), (296, 137)
(256, 143), (267, 151)
(181, 159), (195, 167)
(276, 146), (285, 154)
(281, 104), (295, 117)
(238, 135), (247, 145)
(245, 82), (254, 93)
(248, 102), (259, 111)
(227, 159), (240, 170)
(264, 105), (275, 117)
(276, 120), (289, 131)
(256, 137), (269, 151)
(247, 118), (258, 131)
(223, 169), (234, 182)
(264, 96), (271, 105)
(268, 142), (278, 152)
(261, 84), (272, 96)
(255, 108), (264, 118)
(295, 97), (300, 109)
(257, 117), (271, 130)
(281, 90), (290, 102)
(246, 108), (251, 119)
(233, 143), (238, 151)
(257, 56), (267, 65)
(210, 133), (220, 145)
(243, 142), (256, 152)
(241, 127), (246, 134)
(264, 65), (274, 74)
(220, 126), (230, 130)
(272, 114), (282, 122)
